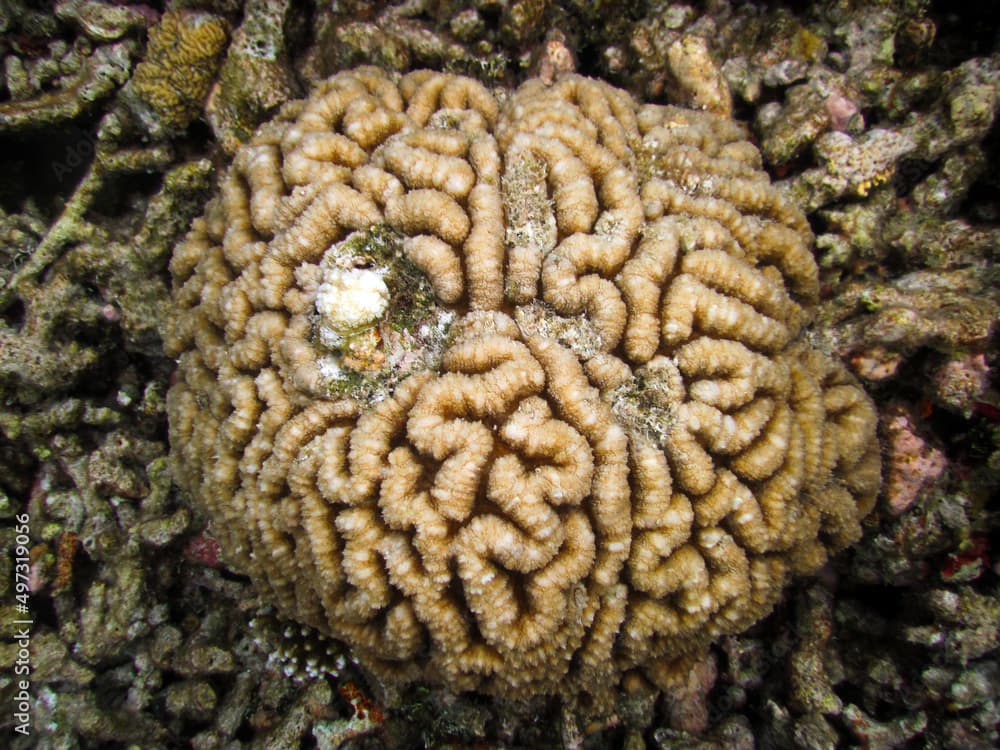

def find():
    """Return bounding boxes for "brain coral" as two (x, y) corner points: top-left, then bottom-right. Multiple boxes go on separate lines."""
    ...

(166, 67), (881, 705)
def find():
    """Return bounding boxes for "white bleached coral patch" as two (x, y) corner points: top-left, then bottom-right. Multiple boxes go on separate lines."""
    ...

(315, 266), (390, 349)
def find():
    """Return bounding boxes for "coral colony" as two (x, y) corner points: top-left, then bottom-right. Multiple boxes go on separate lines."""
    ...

(166, 68), (880, 710)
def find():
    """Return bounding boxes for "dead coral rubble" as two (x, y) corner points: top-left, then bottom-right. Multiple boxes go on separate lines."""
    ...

(167, 66), (881, 708)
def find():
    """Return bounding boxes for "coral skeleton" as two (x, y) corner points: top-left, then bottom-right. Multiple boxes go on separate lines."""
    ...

(166, 67), (880, 707)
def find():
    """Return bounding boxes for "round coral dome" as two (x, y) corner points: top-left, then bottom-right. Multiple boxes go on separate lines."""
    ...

(166, 67), (880, 706)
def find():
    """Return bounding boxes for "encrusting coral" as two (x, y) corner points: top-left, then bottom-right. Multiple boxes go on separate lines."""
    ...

(166, 67), (881, 708)
(124, 9), (228, 138)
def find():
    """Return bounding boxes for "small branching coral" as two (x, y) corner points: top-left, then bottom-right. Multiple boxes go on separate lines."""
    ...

(166, 67), (880, 709)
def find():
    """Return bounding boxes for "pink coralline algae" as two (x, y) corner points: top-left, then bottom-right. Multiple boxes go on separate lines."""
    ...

(883, 403), (948, 516)
(183, 531), (222, 569)
(825, 92), (861, 132)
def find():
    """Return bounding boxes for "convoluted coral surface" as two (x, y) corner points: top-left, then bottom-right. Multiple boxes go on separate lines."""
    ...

(166, 67), (880, 704)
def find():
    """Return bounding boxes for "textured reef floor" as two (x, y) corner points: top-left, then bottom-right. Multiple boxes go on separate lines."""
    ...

(0, 1), (998, 749)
